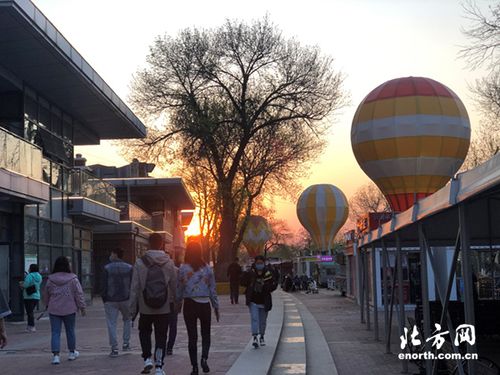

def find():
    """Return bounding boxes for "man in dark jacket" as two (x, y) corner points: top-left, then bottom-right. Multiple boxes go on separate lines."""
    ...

(240, 255), (278, 348)
(227, 258), (242, 304)
(101, 248), (133, 357)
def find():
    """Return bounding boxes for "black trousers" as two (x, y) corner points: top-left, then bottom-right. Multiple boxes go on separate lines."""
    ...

(229, 281), (239, 303)
(138, 313), (169, 368)
(183, 298), (211, 367)
(24, 299), (38, 327)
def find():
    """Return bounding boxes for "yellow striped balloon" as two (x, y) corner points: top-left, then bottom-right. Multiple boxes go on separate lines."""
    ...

(242, 215), (272, 257)
(296, 184), (349, 252)
(351, 77), (470, 212)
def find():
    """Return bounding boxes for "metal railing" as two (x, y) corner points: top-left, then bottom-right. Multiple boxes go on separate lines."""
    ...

(72, 169), (116, 207)
(0, 125), (43, 180)
(118, 201), (153, 229)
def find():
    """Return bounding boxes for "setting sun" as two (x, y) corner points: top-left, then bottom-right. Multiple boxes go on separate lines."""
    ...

(184, 210), (201, 237)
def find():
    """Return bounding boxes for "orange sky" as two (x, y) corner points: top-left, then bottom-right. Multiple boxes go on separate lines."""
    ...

(33, 0), (491, 236)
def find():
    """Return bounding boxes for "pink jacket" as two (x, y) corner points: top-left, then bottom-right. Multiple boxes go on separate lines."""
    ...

(45, 273), (86, 316)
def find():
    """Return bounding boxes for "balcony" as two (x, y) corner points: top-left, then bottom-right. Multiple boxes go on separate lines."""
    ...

(118, 201), (153, 229)
(72, 169), (116, 206)
(0, 125), (49, 202)
(68, 169), (119, 225)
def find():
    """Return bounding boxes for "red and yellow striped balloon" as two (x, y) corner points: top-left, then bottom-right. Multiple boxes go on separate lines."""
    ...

(296, 184), (349, 252)
(242, 215), (272, 257)
(351, 77), (471, 212)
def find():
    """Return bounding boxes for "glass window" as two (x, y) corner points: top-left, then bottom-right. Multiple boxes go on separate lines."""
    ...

(81, 230), (91, 241)
(39, 219), (50, 243)
(39, 104), (50, 129)
(50, 190), (63, 221)
(51, 222), (63, 245)
(24, 244), (38, 273)
(62, 115), (73, 142)
(81, 250), (92, 275)
(52, 246), (63, 259)
(72, 249), (81, 277)
(39, 246), (51, 275)
(63, 247), (72, 263)
(39, 201), (50, 219)
(24, 94), (38, 122)
(24, 119), (38, 144)
(62, 166), (72, 193)
(63, 224), (73, 246)
(82, 239), (91, 250)
(24, 216), (38, 243)
(42, 158), (51, 184)
(51, 111), (63, 137)
(51, 163), (62, 189)
(24, 204), (38, 217)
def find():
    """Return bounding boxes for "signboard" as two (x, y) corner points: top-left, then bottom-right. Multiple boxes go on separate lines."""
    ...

(317, 255), (334, 262)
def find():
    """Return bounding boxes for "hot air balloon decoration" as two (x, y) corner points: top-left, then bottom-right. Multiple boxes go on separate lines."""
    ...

(242, 215), (272, 257)
(351, 76), (470, 212)
(296, 184), (349, 253)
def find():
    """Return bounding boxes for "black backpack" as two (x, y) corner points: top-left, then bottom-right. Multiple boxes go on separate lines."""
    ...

(141, 256), (168, 309)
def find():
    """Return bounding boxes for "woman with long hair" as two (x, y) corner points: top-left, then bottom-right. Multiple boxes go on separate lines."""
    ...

(176, 242), (219, 375)
(20, 263), (42, 332)
(44, 256), (86, 365)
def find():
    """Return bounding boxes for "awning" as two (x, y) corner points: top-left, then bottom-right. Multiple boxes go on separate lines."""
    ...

(0, 0), (146, 145)
(106, 177), (196, 211)
(358, 153), (500, 248)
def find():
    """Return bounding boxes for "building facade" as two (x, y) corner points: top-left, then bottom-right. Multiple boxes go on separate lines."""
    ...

(0, 0), (146, 319)
(90, 159), (195, 294)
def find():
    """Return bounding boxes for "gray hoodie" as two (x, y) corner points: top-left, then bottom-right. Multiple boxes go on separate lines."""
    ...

(129, 250), (177, 316)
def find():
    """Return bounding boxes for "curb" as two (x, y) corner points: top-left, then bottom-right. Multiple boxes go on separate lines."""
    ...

(226, 291), (285, 375)
(289, 293), (339, 375)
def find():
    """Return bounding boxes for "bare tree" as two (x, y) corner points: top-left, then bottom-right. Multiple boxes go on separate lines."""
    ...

(459, 1), (500, 168)
(348, 182), (390, 221)
(459, 1), (500, 70)
(177, 161), (221, 264)
(126, 17), (347, 275)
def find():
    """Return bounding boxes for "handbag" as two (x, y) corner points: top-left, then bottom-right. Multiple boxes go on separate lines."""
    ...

(26, 285), (37, 296)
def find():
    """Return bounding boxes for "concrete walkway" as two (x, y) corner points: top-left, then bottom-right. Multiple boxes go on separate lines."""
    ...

(294, 289), (418, 375)
(0, 296), (252, 375)
(227, 290), (338, 375)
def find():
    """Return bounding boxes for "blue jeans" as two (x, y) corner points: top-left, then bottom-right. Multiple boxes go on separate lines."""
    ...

(249, 302), (268, 336)
(50, 313), (76, 354)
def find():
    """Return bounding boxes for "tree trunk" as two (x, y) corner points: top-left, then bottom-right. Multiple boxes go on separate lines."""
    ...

(214, 185), (237, 281)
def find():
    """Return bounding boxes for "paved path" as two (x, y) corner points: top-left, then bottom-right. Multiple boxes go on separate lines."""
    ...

(294, 289), (418, 375)
(0, 296), (253, 375)
(1, 288), (420, 375)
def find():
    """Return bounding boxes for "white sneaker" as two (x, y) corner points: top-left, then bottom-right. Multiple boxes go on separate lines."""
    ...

(155, 368), (165, 375)
(68, 350), (79, 361)
(51, 354), (60, 365)
(259, 335), (266, 346)
(144, 358), (154, 373)
(252, 335), (259, 349)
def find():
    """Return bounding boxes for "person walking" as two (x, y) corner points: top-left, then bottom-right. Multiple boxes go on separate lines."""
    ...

(227, 257), (242, 304)
(240, 255), (278, 349)
(101, 248), (133, 357)
(0, 288), (11, 348)
(166, 258), (179, 356)
(177, 241), (219, 375)
(20, 263), (42, 332)
(129, 233), (177, 375)
(44, 256), (86, 365)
